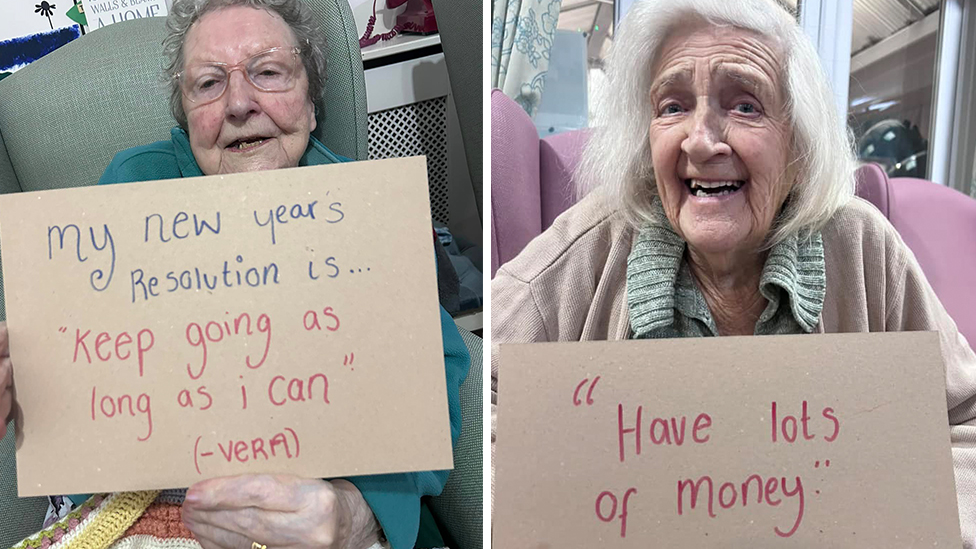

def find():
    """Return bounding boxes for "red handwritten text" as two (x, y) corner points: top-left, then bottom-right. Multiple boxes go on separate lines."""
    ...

(268, 373), (330, 406)
(193, 427), (300, 475)
(184, 311), (272, 379)
(677, 473), (804, 537)
(177, 386), (214, 410)
(618, 404), (712, 462)
(73, 327), (155, 376)
(595, 488), (637, 538)
(217, 428), (300, 463)
(771, 401), (841, 443)
(90, 386), (153, 441)
(302, 307), (340, 332)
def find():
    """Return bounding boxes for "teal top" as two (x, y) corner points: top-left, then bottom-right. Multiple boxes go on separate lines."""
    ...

(98, 127), (349, 182)
(93, 127), (470, 549)
(627, 207), (827, 338)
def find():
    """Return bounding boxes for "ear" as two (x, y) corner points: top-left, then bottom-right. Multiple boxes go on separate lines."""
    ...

(308, 98), (317, 133)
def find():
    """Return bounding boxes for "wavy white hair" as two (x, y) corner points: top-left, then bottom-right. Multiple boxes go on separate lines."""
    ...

(576, 0), (856, 247)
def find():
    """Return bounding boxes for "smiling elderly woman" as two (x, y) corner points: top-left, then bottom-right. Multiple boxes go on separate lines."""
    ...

(102, 1), (468, 546)
(491, 0), (976, 540)
(104, 0), (330, 179)
(0, 0), (468, 548)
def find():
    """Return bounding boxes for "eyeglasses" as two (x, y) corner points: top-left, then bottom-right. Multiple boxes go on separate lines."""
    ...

(176, 46), (303, 105)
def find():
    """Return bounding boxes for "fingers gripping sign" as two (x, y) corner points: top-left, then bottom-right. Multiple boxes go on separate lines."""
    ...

(1, 322), (14, 440)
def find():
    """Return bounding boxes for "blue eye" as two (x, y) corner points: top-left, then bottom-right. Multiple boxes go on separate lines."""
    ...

(734, 102), (758, 114)
(662, 103), (683, 115)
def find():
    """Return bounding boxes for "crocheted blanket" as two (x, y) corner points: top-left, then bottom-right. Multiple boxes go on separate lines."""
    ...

(13, 492), (396, 549)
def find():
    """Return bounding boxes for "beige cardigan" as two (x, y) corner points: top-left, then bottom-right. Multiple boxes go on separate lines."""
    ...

(491, 191), (976, 544)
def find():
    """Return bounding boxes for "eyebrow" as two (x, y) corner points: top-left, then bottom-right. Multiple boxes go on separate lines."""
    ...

(649, 63), (778, 105)
(714, 65), (773, 100)
(649, 67), (693, 100)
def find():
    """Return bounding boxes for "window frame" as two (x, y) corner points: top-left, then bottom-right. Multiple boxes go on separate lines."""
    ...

(803, 0), (976, 188)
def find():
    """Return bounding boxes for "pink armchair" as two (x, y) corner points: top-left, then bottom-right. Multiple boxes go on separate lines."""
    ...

(490, 90), (976, 343)
(490, 89), (581, 277)
(855, 163), (976, 343)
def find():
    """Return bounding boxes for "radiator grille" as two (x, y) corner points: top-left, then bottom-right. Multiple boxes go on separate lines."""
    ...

(367, 96), (449, 225)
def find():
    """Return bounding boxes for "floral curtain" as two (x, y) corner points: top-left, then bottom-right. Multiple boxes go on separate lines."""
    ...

(491, 0), (561, 116)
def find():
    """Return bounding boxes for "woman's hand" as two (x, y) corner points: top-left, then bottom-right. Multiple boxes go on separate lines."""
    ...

(1, 322), (14, 440)
(182, 474), (381, 549)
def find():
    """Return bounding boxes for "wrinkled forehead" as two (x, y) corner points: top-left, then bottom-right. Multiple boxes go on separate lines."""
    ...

(650, 20), (787, 100)
(184, 6), (299, 65)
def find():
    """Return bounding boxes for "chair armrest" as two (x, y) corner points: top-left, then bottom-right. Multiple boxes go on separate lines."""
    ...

(428, 328), (482, 549)
(0, 421), (48, 548)
(539, 129), (588, 229)
(490, 90), (542, 277)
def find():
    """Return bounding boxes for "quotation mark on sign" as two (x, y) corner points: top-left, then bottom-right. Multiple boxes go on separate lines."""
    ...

(814, 460), (831, 495)
(58, 326), (67, 333)
(573, 376), (601, 406)
(344, 352), (355, 370)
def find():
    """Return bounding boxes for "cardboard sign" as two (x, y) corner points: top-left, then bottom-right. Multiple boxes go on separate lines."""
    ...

(494, 333), (961, 545)
(0, 157), (453, 496)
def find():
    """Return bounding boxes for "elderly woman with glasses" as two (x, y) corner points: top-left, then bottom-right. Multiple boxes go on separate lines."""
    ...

(103, 0), (333, 179)
(491, 0), (976, 540)
(0, 0), (468, 548)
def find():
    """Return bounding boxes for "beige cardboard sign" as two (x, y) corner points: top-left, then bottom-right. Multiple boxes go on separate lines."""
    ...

(494, 333), (961, 545)
(0, 157), (453, 496)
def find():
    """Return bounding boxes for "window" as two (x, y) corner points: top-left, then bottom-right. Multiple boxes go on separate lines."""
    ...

(847, 0), (940, 180)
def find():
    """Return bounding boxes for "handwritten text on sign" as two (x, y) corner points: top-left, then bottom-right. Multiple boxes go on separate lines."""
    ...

(0, 158), (452, 496)
(494, 334), (961, 546)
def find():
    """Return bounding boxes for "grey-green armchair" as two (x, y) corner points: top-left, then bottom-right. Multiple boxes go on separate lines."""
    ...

(0, 5), (481, 548)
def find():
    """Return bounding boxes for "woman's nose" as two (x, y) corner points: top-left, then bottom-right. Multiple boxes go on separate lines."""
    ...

(681, 105), (731, 162)
(224, 70), (259, 120)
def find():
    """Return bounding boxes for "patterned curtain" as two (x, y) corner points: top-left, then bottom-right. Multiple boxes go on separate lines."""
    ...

(490, 0), (561, 116)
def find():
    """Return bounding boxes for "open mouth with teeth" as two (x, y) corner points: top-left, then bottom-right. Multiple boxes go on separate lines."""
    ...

(228, 137), (268, 151)
(684, 179), (745, 198)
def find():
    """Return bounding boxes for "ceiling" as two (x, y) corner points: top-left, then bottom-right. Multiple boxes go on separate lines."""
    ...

(557, 0), (941, 62)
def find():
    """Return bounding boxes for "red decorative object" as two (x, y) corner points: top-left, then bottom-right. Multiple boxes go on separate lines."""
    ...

(394, 0), (438, 34)
(359, 0), (438, 49)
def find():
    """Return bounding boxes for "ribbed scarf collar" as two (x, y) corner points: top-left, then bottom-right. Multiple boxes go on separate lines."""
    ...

(627, 211), (826, 338)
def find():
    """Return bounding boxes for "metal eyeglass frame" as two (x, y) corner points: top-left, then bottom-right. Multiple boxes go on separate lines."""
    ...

(175, 46), (304, 105)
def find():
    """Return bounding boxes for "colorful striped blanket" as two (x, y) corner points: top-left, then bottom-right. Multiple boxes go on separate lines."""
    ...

(12, 493), (391, 549)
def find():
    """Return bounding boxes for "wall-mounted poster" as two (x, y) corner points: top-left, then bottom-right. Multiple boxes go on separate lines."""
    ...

(85, 0), (168, 31)
(0, 0), (84, 72)
(0, 0), (167, 73)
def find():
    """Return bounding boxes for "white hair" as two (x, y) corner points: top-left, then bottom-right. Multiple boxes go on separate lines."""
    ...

(576, 0), (856, 247)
